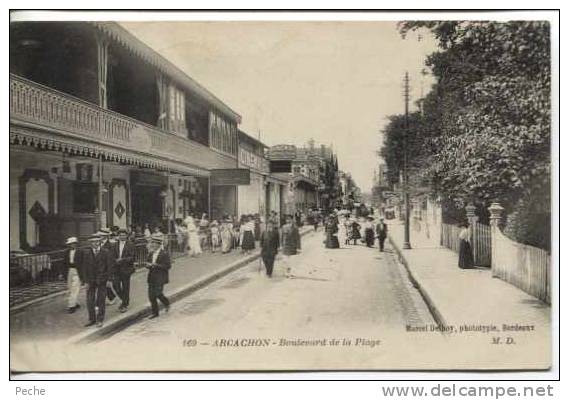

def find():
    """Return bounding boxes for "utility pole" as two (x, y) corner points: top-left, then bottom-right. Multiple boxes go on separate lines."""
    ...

(402, 72), (412, 249)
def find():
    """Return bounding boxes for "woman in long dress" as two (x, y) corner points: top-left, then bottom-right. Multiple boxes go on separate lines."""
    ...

(220, 220), (233, 254)
(458, 223), (474, 269)
(363, 217), (375, 247)
(240, 216), (256, 254)
(184, 215), (202, 257)
(337, 216), (348, 247)
(324, 217), (340, 249)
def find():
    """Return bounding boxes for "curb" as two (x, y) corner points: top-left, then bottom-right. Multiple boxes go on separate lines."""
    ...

(68, 228), (314, 345)
(386, 233), (448, 328)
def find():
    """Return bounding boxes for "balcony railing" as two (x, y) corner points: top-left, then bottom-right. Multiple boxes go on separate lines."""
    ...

(10, 74), (236, 171)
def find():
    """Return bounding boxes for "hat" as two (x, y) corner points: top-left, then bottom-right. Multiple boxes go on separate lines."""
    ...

(118, 228), (128, 234)
(98, 228), (111, 236)
(88, 233), (102, 241)
(65, 237), (78, 245)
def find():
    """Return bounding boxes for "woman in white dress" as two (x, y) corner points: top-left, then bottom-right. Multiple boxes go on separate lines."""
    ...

(184, 215), (202, 257)
(338, 216), (348, 247)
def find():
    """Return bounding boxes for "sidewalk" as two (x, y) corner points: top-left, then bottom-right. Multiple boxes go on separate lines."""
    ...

(11, 227), (314, 344)
(386, 221), (551, 329)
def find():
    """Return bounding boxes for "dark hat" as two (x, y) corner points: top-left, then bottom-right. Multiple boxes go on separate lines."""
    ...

(118, 228), (128, 234)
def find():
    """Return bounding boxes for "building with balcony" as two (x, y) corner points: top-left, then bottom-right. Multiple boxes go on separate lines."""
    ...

(10, 21), (242, 251)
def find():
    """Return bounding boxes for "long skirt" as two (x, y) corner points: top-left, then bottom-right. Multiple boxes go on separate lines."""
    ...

(241, 231), (255, 251)
(221, 230), (232, 253)
(458, 239), (474, 269)
(364, 228), (375, 247)
(188, 232), (202, 255)
(325, 233), (340, 249)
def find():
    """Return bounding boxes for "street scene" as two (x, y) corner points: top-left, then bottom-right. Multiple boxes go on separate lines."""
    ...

(9, 16), (553, 372)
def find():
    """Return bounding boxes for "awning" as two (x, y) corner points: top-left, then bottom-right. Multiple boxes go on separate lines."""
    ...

(10, 126), (210, 178)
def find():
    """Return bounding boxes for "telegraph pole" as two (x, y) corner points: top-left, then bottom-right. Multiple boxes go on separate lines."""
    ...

(402, 72), (412, 249)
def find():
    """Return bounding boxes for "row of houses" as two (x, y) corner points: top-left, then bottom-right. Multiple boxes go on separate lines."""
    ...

(9, 21), (342, 253)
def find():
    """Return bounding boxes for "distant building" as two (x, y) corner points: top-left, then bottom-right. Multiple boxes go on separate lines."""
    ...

(266, 140), (340, 215)
(236, 130), (287, 221)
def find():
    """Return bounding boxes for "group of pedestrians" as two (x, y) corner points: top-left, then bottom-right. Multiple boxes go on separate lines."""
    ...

(62, 227), (171, 328)
(175, 213), (262, 257)
(322, 210), (389, 252)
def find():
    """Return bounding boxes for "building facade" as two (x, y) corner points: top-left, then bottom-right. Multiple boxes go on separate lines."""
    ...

(266, 141), (340, 216)
(10, 21), (241, 251)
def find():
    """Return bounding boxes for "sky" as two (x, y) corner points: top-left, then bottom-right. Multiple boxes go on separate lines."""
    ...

(121, 21), (438, 192)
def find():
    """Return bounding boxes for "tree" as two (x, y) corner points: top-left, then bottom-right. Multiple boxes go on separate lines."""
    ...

(380, 21), (551, 248)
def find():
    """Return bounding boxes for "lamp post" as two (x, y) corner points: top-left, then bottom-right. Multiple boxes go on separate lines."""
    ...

(402, 72), (412, 249)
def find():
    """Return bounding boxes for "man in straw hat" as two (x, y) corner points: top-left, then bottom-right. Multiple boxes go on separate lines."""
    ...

(63, 236), (83, 313)
(83, 233), (114, 327)
(146, 234), (171, 319)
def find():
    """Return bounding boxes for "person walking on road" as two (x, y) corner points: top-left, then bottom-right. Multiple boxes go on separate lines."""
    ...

(115, 229), (135, 313)
(83, 233), (113, 328)
(147, 235), (171, 319)
(63, 236), (83, 314)
(260, 220), (280, 278)
(375, 217), (388, 252)
(364, 217), (376, 247)
(324, 216), (340, 249)
(281, 215), (301, 278)
(99, 228), (119, 305)
(458, 223), (474, 269)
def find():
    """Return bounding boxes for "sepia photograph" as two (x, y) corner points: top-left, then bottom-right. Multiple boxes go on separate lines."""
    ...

(8, 10), (556, 373)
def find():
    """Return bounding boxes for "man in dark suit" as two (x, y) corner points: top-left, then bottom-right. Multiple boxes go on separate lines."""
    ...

(62, 236), (84, 313)
(260, 220), (280, 278)
(83, 233), (114, 327)
(114, 229), (136, 312)
(147, 236), (171, 319)
(376, 217), (388, 252)
(99, 228), (119, 305)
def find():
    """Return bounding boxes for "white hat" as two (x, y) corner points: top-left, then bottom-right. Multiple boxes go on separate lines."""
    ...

(66, 237), (78, 245)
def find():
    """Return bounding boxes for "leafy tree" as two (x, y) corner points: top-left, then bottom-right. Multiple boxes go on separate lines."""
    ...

(381, 21), (551, 248)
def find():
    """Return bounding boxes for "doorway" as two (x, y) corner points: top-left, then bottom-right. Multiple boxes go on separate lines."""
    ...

(131, 184), (163, 229)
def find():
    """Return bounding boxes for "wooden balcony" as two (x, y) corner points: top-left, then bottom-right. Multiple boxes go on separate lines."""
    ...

(9, 74), (237, 174)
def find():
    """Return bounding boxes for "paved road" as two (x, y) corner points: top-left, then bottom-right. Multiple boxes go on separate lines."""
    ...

(97, 231), (436, 371)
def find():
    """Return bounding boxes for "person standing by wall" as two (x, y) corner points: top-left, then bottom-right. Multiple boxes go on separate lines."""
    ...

(458, 223), (474, 269)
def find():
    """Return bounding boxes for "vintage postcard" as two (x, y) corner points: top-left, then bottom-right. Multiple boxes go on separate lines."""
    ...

(9, 11), (555, 372)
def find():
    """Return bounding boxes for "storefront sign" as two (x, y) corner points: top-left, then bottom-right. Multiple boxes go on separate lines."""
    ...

(210, 169), (250, 186)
